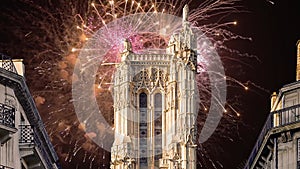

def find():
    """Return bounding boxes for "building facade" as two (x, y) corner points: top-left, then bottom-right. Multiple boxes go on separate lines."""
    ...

(244, 41), (300, 169)
(0, 55), (60, 169)
(111, 5), (197, 169)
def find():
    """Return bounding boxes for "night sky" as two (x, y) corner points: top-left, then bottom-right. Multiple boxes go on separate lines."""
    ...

(0, 0), (300, 168)
(225, 0), (300, 168)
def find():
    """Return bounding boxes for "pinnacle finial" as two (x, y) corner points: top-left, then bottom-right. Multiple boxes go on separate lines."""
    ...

(183, 4), (189, 22)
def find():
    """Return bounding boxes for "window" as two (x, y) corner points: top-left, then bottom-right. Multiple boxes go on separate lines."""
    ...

(140, 93), (147, 107)
(139, 92), (147, 166)
(154, 93), (162, 162)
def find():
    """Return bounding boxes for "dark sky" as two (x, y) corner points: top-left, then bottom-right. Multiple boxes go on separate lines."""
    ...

(0, 0), (300, 168)
(224, 0), (300, 168)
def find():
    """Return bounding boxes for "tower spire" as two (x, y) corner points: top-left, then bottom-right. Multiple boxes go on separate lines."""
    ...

(183, 4), (189, 24)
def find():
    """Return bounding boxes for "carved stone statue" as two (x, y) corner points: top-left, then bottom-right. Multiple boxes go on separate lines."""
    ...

(123, 38), (132, 52)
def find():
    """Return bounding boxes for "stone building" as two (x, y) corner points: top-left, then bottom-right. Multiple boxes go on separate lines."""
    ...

(244, 41), (300, 169)
(110, 5), (197, 169)
(0, 55), (60, 169)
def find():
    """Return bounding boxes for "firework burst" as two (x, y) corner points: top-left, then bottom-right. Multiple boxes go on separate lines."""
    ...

(0, 0), (253, 168)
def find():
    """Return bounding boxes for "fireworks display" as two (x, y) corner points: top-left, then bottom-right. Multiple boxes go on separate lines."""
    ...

(0, 0), (253, 168)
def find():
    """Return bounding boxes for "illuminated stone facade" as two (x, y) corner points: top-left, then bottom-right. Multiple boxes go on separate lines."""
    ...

(111, 5), (197, 169)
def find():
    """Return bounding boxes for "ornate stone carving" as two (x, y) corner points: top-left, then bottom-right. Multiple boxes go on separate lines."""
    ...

(132, 68), (168, 92)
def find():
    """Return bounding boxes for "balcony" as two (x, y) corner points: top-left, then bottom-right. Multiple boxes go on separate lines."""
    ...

(19, 125), (55, 169)
(19, 125), (34, 145)
(273, 104), (300, 127)
(0, 103), (16, 144)
(0, 103), (15, 128)
(0, 165), (13, 169)
(244, 104), (300, 169)
(0, 54), (17, 74)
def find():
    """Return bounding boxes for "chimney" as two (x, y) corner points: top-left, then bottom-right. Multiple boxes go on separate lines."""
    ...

(12, 59), (25, 77)
(270, 92), (277, 110)
(296, 40), (300, 81)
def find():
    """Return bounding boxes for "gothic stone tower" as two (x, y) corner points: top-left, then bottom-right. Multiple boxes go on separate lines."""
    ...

(111, 5), (197, 169)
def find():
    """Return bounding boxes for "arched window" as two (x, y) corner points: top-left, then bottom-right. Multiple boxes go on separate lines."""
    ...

(154, 93), (162, 162)
(139, 92), (147, 166)
(155, 93), (162, 108)
(140, 93), (147, 108)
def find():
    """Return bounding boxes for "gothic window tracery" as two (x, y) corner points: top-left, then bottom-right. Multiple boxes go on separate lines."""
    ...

(132, 68), (168, 92)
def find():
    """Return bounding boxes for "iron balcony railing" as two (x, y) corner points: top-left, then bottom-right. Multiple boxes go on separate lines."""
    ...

(0, 54), (17, 74)
(0, 103), (15, 128)
(19, 125), (55, 169)
(0, 165), (13, 169)
(244, 104), (300, 169)
(19, 125), (34, 144)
